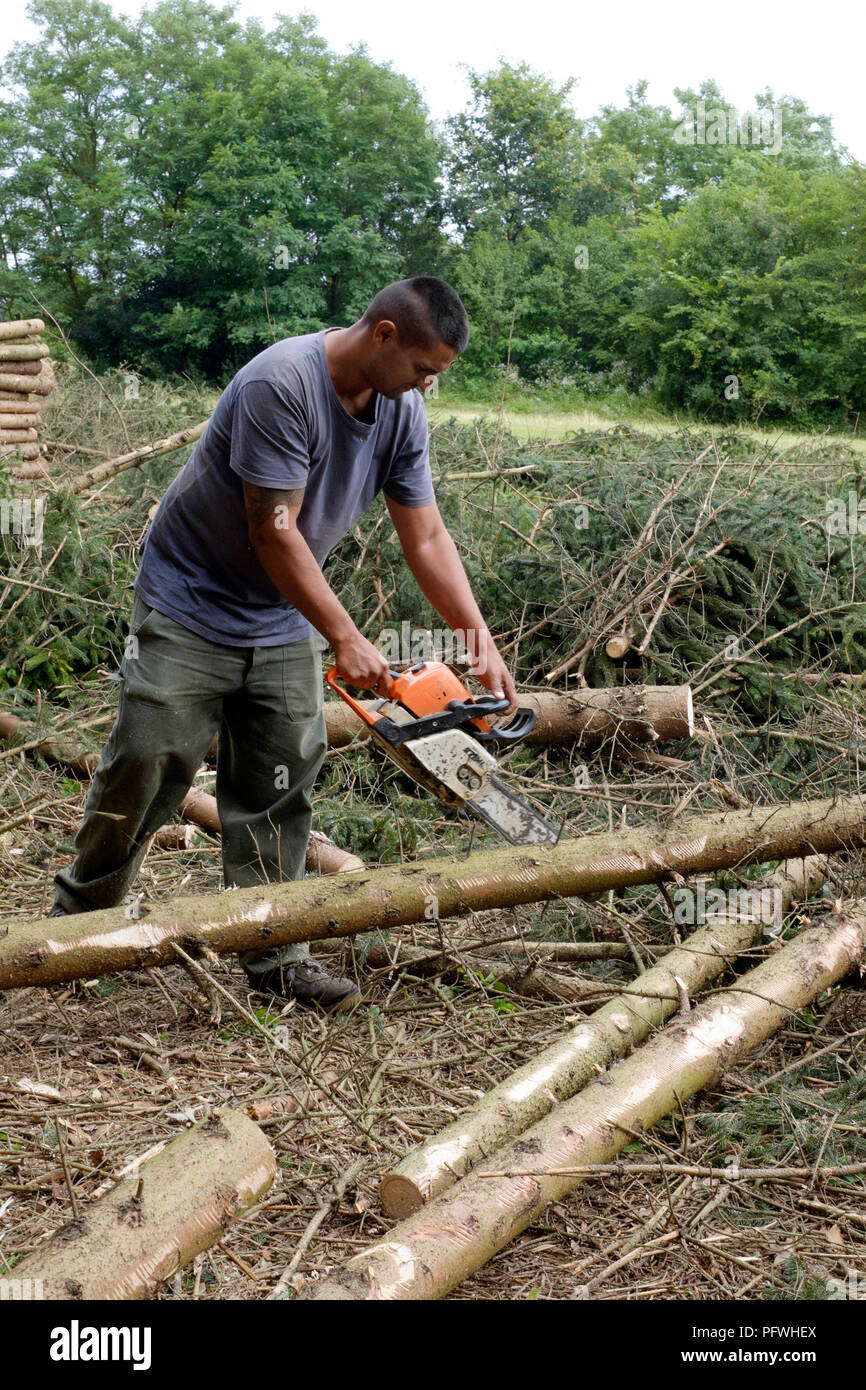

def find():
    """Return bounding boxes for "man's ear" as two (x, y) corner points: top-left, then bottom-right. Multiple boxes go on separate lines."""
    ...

(371, 319), (398, 347)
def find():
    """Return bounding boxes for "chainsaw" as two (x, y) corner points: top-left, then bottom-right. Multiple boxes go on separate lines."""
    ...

(326, 661), (558, 845)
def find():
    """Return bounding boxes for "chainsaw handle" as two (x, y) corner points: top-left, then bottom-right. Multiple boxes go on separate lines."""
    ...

(325, 665), (395, 724)
(470, 704), (538, 745)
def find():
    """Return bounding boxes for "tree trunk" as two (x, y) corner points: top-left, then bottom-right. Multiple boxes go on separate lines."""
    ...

(0, 372), (53, 394)
(0, 360), (43, 377)
(308, 904), (866, 1300)
(1, 795), (863, 991)
(0, 318), (44, 339)
(0, 428), (38, 443)
(380, 856), (828, 1216)
(0, 414), (40, 430)
(9, 457), (49, 476)
(0, 343), (49, 362)
(70, 421), (208, 494)
(1, 445), (42, 462)
(10, 1108), (275, 1299)
(0, 397), (41, 411)
(323, 685), (694, 750)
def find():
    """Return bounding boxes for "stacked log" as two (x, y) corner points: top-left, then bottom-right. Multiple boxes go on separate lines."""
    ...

(0, 318), (54, 478)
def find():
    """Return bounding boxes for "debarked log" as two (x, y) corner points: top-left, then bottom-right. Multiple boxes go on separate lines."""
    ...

(70, 420), (208, 494)
(307, 904), (866, 1300)
(379, 856), (828, 1217)
(10, 1107), (275, 1299)
(0, 372), (53, 394)
(0, 343), (49, 362)
(0, 318), (45, 339)
(0, 795), (863, 991)
(0, 428), (38, 443)
(323, 684), (694, 750)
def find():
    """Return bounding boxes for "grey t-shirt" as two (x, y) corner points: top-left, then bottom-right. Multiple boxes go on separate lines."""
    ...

(134, 329), (434, 646)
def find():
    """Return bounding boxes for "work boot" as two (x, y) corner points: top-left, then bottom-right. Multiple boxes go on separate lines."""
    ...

(247, 958), (360, 1013)
(49, 904), (70, 917)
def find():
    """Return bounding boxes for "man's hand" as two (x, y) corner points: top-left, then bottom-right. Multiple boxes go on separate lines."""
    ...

(472, 641), (519, 713)
(333, 631), (391, 695)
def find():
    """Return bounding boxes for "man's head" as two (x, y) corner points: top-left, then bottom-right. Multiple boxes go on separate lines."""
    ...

(359, 277), (469, 399)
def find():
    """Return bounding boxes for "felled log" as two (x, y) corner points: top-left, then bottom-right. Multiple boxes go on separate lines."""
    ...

(0, 428), (38, 443)
(1, 796), (863, 992)
(309, 905), (866, 1300)
(9, 458), (50, 478)
(0, 372), (53, 394)
(0, 318), (44, 339)
(0, 360), (43, 377)
(10, 1108), (275, 1299)
(0, 709), (101, 775)
(0, 397), (41, 411)
(0, 414), (40, 430)
(0, 343), (49, 362)
(70, 420), (208, 494)
(323, 684), (694, 750)
(380, 857), (828, 1217)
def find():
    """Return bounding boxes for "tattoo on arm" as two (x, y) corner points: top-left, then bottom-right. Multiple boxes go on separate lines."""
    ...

(243, 482), (305, 532)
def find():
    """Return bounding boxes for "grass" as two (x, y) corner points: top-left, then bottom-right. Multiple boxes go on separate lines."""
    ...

(428, 392), (866, 458)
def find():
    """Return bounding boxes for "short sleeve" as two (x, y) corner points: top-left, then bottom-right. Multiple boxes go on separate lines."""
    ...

(229, 379), (310, 489)
(382, 400), (435, 507)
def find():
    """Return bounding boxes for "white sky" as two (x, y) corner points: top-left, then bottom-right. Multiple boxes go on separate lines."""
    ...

(2, 0), (865, 160)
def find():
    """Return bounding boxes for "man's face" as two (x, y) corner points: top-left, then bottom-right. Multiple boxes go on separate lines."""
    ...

(367, 320), (458, 399)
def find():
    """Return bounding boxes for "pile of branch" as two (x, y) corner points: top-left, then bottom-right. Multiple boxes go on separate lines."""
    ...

(0, 318), (54, 477)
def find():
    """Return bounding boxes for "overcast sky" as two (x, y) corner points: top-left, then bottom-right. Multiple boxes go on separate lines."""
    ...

(2, 0), (864, 160)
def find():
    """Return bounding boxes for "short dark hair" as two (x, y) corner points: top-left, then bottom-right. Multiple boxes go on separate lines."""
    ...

(362, 276), (469, 354)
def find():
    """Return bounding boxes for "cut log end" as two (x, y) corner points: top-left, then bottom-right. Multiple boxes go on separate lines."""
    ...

(380, 1174), (426, 1221)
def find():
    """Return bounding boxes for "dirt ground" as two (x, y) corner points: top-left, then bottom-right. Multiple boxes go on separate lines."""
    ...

(2, 753), (865, 1302)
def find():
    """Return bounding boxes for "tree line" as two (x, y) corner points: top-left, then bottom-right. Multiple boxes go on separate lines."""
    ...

(1, 0), (863, 423)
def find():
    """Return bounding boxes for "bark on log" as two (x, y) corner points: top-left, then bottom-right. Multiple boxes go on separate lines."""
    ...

(0, 428), (38, 443)
(0, 414), (40, 430)
(0, 796), (863, 991)
(0, 397), (41, 411)
(0, 343), (49, 362)
(323, 685), (694, 750)
(10, 1107), (275, 1299)
(309, 905), (866, 1300)
(0, 360), (43, 377)
(0, 372), (53, 394)
(174, 786), (362, 871)
(70, 421), (208, 494)
(380, 857), (828, 1216)
(9, 458), (50, 477)
(0, 318), (44, 339)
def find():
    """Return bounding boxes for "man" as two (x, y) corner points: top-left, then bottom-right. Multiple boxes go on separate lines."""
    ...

(52, 277), (518, 1010)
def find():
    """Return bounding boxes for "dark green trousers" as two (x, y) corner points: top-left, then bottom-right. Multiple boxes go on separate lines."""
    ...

(54, 596), (328, 974)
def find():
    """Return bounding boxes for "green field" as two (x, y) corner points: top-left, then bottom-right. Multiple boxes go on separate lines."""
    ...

(428, 396), (866, 457)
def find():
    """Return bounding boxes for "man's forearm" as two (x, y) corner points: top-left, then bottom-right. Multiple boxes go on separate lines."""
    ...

(251, 529), (356, 648)
(403, 529), (492, 643)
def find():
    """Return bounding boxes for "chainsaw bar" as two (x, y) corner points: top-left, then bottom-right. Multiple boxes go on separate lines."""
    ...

(368, 706), (558, 845)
